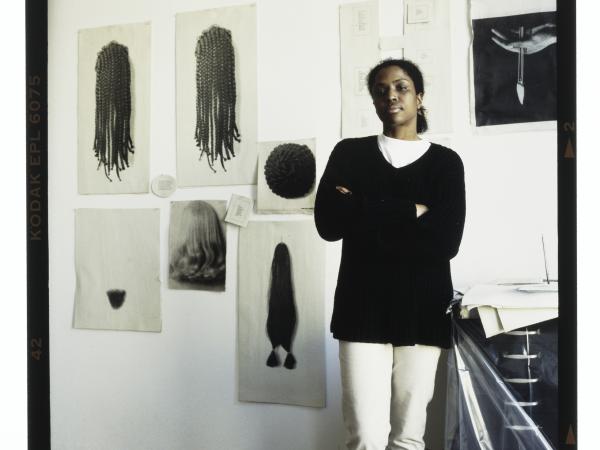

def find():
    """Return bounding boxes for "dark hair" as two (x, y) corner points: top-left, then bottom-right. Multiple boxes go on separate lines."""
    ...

(94, 41), (134, 181)
(366, 58), (428, 133)
(169, 201), (226, 284)
(265, 243), (297, 369)
(264, 143), (316, 199)
(195, 25), (241, 173)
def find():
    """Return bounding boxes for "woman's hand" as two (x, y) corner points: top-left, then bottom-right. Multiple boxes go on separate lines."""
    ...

(416, 203), (429, 218)
(336, 186), (352, 195)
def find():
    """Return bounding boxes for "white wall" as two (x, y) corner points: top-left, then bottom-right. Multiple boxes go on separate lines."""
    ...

(48, 1), (557, 449)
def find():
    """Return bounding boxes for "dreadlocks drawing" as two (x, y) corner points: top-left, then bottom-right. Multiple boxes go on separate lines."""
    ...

(93, 41), (134, 181)
(266, 243), (298, 370)
(194, 25), (241, 173)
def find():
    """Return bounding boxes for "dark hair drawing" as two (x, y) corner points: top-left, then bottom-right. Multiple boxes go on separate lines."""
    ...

(367, 58), (429, 133)
(266, 243), (297, 369)
(264, 143), (316, 199)
(194, 25), (241, 172)
(94, 41), (134, 181)
(106, 289), (126, 309)
(169, 201), (226, 285)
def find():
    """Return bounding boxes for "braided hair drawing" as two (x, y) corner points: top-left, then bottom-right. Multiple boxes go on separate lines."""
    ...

(93, 41), (134, 181)
(194, 25), (241, 173)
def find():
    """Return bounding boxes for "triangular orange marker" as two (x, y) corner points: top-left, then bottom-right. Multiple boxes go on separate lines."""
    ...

(564, 139), (575, 158)
(566, 424), (576, 445)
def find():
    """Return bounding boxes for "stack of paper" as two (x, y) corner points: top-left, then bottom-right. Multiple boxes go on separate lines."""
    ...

(460, 283), (558, 337)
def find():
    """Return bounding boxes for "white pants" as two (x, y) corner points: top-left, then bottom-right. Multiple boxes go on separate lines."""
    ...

(339, 341), (442, 450)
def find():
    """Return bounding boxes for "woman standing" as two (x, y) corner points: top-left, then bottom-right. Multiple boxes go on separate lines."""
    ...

(314, 59), (466, 450)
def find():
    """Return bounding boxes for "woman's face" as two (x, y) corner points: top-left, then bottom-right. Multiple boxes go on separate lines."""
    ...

(370, 65), (423, 131)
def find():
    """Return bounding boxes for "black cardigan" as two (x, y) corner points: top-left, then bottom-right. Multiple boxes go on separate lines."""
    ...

(314, 136), (466, 349)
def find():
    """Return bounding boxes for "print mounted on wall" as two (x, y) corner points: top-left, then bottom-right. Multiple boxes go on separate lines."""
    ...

(238, 220), (325, 407)
(469, 0), (556, 129)
(73, 209), (161, 332)
(472, 12), (556, 127)
(176, 5), (257, 187)
(168, 200), (227, 292)
(78, 23), (151, 194)
(257, 138), (316, 213)
(339, 1), (381, 138)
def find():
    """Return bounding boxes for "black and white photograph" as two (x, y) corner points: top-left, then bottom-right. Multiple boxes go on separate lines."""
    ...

(471, 11), (556, 127)
(73, 208), (161, 332)
(29, 0), (576, 449)
(168, 200), (227, 291)
(176, 5), (257, 187)
(257, 138), (316, 213)
(238, 221), (325, 408)
(78, 22), (151, 194)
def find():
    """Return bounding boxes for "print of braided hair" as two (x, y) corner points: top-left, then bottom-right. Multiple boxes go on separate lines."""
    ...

(93, 41), (134, 181)
(194, 25), (241, 173)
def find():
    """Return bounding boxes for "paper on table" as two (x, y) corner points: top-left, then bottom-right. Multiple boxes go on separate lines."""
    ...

(496, 308), (558, 333)
(477, 306), (505, 338)
(461, 283), (557, 309)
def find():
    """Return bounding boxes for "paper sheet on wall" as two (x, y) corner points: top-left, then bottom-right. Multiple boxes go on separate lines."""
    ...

(340, 1), (381, 138)
(176, 5), (257, 187)
(340, 0), (453, 137)
(401, 0), (453, 134)
(78, 23), (151, 194)
(469, 0), (557, 133)
(73, 209), (161, 332)
(256, 138), (316, 214)
(238, 221), (325, 407)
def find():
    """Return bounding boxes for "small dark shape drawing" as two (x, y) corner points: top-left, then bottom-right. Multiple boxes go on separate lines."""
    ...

(264, 143), (316, 199)
(266, 243), (297, 370)
(106, 289), (126, 309)
(94, 41), (134, 181)
(170, 201), (226, 285)
(195, 25), (241, 173)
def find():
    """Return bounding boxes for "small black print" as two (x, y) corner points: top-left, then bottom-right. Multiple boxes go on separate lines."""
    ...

(264, 143), (316, 199)
(106, 289), (126, 309)
(266, 243), (297, 370)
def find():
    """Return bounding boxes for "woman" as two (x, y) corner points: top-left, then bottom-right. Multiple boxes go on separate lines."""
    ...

(314, 59), (466, 450)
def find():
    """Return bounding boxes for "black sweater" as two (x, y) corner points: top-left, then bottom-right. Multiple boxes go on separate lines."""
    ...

(314, 136), (466, 349)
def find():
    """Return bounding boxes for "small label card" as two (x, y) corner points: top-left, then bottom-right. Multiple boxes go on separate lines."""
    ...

(224, 194), (253, 227)
(150, 174), (177, 198)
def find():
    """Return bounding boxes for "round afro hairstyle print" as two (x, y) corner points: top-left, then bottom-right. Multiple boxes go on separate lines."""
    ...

(264, 143), (316, 199)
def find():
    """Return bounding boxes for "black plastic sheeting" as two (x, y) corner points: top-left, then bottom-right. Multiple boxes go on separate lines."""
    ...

(445, 314), (557, 450)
